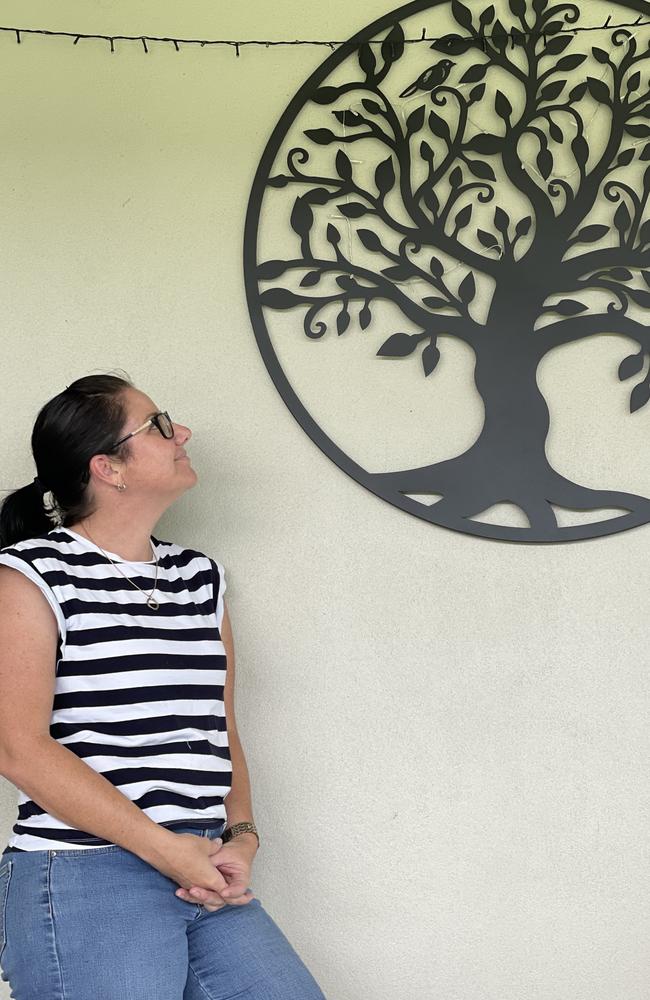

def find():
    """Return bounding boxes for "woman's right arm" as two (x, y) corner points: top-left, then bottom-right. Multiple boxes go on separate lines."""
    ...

(0, 566), (228, 893)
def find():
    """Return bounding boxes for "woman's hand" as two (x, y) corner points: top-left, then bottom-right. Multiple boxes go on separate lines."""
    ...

(175, 834), (258, 911)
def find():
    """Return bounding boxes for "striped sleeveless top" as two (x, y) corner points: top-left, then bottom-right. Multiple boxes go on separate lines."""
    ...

(0, 527), (231, 852)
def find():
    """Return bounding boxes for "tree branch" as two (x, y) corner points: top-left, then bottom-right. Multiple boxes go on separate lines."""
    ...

(263, 257), (480, 344)
(560, 246), (650, 282)
(539, 313), (650, 352)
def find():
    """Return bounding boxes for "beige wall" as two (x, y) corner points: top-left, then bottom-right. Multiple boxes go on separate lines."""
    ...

(1, 3), (649, 998)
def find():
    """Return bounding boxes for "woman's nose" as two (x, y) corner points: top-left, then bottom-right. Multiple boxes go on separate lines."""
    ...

(174, 422), (191, 444)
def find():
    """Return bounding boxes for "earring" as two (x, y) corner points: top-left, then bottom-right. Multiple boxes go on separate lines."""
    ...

(117, 482), (127, 492)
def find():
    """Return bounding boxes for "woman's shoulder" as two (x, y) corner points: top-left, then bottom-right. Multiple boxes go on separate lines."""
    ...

(151, 535), (225, 569)
(0, 528), (62, 557)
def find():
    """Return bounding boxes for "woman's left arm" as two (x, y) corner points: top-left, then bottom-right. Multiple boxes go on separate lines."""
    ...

(175, 599), (259, 908)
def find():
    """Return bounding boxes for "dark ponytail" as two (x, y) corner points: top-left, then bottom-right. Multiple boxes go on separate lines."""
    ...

(0, 372), (134, 548)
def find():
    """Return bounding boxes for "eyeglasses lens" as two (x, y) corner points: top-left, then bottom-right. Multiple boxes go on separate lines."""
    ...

(159, 412), (174, 438)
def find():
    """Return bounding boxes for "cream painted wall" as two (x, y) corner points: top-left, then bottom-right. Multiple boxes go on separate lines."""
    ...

(0, 3), (649, 999)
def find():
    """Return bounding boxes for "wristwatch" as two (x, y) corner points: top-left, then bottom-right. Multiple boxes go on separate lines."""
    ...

(222, 821), (259, 847)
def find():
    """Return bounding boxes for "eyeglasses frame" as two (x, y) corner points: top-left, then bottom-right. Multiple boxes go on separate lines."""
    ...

(110, 411), (174, 450)
(79, 411), (175, 486)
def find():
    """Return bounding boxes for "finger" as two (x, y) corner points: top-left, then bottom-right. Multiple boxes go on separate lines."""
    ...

(222, 890), (255, 906)
(220, 878), (249, 899)
(175, 887), (225, 905)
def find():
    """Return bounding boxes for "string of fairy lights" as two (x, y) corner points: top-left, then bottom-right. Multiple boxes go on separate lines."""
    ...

(0, 17), (648, 57)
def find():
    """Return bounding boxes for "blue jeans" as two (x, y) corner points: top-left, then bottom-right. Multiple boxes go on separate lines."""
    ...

(0, 823), (327, 999)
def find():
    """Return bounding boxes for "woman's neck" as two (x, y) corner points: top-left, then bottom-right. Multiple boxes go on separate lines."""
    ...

(66, 518), (157, 562)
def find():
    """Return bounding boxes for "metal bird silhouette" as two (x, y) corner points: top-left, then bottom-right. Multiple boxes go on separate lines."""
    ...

(399, 58), (455, 98)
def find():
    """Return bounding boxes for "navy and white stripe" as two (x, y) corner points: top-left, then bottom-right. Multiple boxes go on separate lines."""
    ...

(0, 527), (231, 852)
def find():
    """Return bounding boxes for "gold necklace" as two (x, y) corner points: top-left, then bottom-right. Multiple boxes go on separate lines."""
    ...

(79, 525), (161, 610)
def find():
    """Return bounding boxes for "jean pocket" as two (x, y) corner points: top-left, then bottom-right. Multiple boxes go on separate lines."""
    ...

(0, 860), (12, 966)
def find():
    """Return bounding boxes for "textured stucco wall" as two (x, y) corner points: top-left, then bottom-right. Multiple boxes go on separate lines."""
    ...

(0, 3), (649, 998)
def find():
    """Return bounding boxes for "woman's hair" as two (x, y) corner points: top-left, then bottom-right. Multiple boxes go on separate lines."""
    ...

(0, 372), (135, 548)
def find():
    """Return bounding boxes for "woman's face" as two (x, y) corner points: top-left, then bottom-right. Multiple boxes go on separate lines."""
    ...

(110, 387), (198, 498)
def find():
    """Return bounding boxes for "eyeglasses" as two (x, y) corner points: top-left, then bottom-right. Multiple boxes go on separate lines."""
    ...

(110, 411), (174, 450)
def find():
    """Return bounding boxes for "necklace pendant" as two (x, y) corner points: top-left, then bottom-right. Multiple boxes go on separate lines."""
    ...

(147, 597), (159, 610)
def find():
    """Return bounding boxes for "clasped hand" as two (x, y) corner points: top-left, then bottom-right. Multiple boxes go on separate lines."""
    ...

(175, 836), (257, 912)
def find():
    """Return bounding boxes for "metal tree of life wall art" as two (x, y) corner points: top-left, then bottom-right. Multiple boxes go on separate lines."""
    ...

(244, 0), (650, 543)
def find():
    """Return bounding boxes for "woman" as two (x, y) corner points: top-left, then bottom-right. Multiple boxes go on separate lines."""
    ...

(0, 373), (327, 999)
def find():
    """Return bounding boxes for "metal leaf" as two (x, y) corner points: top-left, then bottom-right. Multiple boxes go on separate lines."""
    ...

(357, 229), (383, 252)
(259, 288), (302, 308)
(494, 207), (510, 233)
(586, 77), (611, 103)
(545, 35), (573, 56)
(382, 265), (412, 281)
(449, 166), (463, 189)
(333, 110), (365, 127)
(358, 43), (376, 78)
(422, 341), (441, 377)
(591, 47), (609, 63)
(515, 216), (532, 237)
(618, 352), (644, 381)
(335, 150), (353, 181)
(428, 111), (451, 140)
(359, 302), (372, 329)
(337, 202), (368, 218)
(614, 202), (632, 235)
(625, 124), (650, 138)
(548, 299), (588, 315)
(466, 133), (501, 154)
(477, 229), (499, 248)
(630, 380), (650, 413)
(459, 63), (488, 84)
(327, 224), (341, 245)
(377, 333), (421, 357)
(362, 98), (382, 115)
(458, 272), (476, 304)
(375, 157), (396, 196)
(617, 149), (635, 166)
(556, 54), (587, 71)
(290, 197), (314, 238)
(422, 296), (450, 309)
(572, 135), (589, 168)
(406, 105), (426, 136)
(455, 204), (473, 230)
(573, 224), (609, 243)
(257, 260), (289, 279)
(608, 268), (633, 281)
(495, 90), (512, 121)
(537, 148), (553, 179)
(429, 256), (444, 278)
(540, 80), (566, 102)
(304, 128), (336, 145)
(465, 159), (496, 181)
(469, 83), (487, 103)
(312, 87), (342, 105)
(381, 24), (405, 64)
(430, 33), (476, 55)
(337, 304), (350, 335)
(451, 0), (473, 30)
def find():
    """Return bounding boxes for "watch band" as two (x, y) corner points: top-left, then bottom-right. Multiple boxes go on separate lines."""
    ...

(222, 821), (259, 847)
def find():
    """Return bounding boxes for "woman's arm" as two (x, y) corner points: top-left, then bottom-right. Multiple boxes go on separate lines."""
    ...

(175, 598), (258, 908)
(221, 600), (258, 849)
